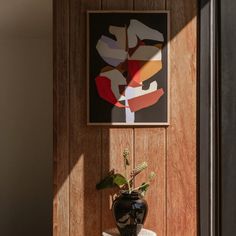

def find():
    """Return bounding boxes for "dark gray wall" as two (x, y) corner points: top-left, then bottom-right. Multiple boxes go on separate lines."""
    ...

(0, 1), (52, 236)
(220, 0), (236, 235)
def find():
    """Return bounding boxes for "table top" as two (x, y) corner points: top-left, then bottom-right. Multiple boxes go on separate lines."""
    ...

(102, 228), (156, 236)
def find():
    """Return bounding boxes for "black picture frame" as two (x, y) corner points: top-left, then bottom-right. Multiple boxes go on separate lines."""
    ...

(87, 11), (170, 126)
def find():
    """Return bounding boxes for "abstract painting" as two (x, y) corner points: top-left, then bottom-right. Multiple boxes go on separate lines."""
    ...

(87, 11), (169, 125)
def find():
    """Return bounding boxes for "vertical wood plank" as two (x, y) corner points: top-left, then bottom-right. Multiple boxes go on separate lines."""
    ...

(134, 129), (166, 235)
(166, 0), (197, 235)
(133, 1), (166, 235)
(102, 129), (134, 231)
(134, 0), (165, 9)
(102, 0), (133, 9)
(53, 0), (70, 235)
(101, 0), (134, 232)
(69, 0), (102, 236)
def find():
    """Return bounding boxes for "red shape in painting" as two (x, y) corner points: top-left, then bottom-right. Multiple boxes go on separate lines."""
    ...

(127, 60), (141, 87)
(128, 88), (165, 112)
(95, 76), (126, 108)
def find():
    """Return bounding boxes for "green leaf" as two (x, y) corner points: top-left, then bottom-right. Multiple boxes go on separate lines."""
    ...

(96, 175), (115, 190)
(113, 174), (128, 186)
(96, 170), (116, 190)
(138, 182), (150, 194)
(96, 171), (128, 190)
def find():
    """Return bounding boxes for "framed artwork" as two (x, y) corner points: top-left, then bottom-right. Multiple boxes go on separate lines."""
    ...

(87, 11), (169, 125)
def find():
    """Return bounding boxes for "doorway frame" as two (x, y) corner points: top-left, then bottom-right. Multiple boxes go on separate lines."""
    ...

(198, 0), (220, 235)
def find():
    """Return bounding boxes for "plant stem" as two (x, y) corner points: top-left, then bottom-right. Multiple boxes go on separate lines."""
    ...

(132, 182), (150, 192)
(124, 163), (132, 194)
(127, 179), (131, 194)
(123, 148), (132, 194)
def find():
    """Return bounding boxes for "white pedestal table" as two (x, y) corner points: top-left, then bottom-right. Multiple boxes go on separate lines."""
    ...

(102, 228), (156, 236)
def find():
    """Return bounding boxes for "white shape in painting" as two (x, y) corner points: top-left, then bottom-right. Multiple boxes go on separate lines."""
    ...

(128, 19), (164, 48)
(96, 39), (127, 61)
(125, 81), (158, 99)
(125, 86), (135, 123)
(109, 26), (127, 50)
(118, 95), (126, 101)
(127, 27), (138, 48)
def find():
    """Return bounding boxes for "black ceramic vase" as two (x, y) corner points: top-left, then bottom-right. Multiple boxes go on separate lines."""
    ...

(112, 191), (148, 236)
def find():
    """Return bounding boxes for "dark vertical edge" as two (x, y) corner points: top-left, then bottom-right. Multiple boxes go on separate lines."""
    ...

(198, 0), (210, 235)
(212, 0), (221, 235)
(99, 3), (103, 233)
(100, 127), (103, 234)
(53, 0), (70, 234)
(214, 0), (221, 235)
(199, 0), (221, 235)
(220, 0), (236, 235)
(164, 1), (167, 235)
(68, 0), (71, 235)
(216, 3), (221, 235)
(132, 0), (135, 197)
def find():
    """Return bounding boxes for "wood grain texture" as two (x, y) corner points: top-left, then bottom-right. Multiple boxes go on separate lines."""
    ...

(166, 0), (197, 235)
(134, 0), (165, 9)
(101, 1), (134, 233)
(102, 0), (133, 10)
(69, 0), (102, 236)
(133, 1), (166, 235)
(54, 0), (198, 235)
(53, 0), (70, 235)
(102, 128), (134, 231)
(134, 129), (166, 235)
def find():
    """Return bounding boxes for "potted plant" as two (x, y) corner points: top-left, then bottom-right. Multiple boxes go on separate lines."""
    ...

(96, 149), (156, 236)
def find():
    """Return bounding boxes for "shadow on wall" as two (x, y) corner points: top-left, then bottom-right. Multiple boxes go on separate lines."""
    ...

(54, 0), (208, 234)
(0, 39), (53, 236)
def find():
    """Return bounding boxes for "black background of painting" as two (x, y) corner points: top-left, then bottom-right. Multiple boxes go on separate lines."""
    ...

(89, 12), (168, 123)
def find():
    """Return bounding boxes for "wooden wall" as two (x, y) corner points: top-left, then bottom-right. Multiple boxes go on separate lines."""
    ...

(53, 0), (197, 235)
